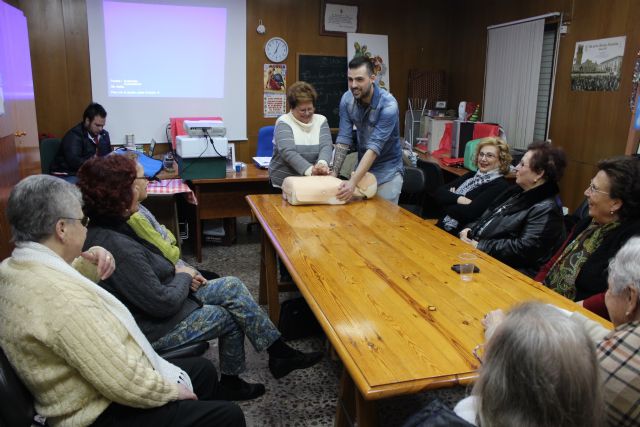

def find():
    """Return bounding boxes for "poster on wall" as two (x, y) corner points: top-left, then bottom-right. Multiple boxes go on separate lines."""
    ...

(346, 33), (389, 90)
(264, 94), (286, 118)
(264, 64), (286, 94)
(571, 36), (626, 91)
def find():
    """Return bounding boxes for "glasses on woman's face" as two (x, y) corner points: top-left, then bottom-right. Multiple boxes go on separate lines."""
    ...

(59, 216), (90, 227)
(586, 180), (609, 196)
(478, 152), (497, 160)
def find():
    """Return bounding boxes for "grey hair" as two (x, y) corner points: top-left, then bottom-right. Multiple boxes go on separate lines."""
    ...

(608, 236), (640, 296)
(7, 175), (83, 243)
(473, 302), (603, 427)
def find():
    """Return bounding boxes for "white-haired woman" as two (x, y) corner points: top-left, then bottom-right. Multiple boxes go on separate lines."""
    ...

(405, 302), (604, 426)
(566, 236), (640, 425)
(0, 175), (244, 427)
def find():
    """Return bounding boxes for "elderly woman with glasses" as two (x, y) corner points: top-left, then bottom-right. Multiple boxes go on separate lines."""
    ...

(435, 137), (512, 234)
(268, 81), (333, 189)
(77, 155), (322, 402)
(459, 141), (567, 277)
(536, 156), (640, 319)
(0, 175), (244, 427)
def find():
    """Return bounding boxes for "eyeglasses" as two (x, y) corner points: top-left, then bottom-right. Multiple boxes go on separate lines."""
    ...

(478, 152), (497, 160)
(59, 216), (90, 227)
(586, 180), (609, 196)
(135, 176), (149, 181)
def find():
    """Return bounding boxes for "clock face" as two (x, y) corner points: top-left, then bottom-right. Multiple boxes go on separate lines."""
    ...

(265, 37), (288, 63)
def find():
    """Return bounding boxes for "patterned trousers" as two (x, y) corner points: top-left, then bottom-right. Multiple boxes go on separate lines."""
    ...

(152, 276), (281, 375)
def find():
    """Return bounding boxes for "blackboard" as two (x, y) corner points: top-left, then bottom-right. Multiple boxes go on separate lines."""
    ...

(297, 54), (347, 129)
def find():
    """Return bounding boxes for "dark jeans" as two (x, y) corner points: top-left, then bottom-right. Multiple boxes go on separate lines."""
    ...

(91, 357), (245, 427)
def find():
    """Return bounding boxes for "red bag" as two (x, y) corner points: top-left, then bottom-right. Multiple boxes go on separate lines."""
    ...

(431, 122), (452, 158)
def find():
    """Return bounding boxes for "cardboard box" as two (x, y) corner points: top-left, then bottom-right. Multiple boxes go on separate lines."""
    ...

(176, 155), (226, 180)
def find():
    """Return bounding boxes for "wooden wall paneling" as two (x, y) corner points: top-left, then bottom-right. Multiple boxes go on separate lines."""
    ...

(244, 0), (454, 162)
(61, 0), (92, 121)
(447, 0), (640, 210)
(20, 0), (70, 139)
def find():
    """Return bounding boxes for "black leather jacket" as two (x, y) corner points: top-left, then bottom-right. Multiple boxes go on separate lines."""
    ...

(468, 181), (565, 277)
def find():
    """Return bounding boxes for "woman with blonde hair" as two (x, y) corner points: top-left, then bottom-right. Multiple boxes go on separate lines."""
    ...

(435, 137), (512, 234)
(269, 81), (333, 188)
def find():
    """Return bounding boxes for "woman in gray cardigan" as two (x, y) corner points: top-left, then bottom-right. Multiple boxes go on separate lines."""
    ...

(268, 81), (333, 188)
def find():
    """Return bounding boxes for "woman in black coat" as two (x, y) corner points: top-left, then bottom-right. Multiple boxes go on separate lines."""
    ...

(460, 142), (567, 277)
(435, 137), (512, 235)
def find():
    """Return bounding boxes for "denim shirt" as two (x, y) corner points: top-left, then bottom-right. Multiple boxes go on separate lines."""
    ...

(336, 83), (403, 185)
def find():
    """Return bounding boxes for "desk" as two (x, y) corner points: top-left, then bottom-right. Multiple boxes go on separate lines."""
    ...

(247, 194), (610, 426)
(190, 165), (271, 262)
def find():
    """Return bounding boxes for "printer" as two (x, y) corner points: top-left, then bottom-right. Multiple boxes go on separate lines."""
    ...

(176, 120), (228, 158)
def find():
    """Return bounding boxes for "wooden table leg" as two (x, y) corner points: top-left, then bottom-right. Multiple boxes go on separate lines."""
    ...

(261, 229), (280, 323)
(335, 369), (355, 427)
(258, 228), (267, 305)
(195, 186), (203, 263)
(356, 388), (377, 426)
(222, 217), (237, 246)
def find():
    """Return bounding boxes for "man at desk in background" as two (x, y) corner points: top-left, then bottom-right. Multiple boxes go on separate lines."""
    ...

(51, 102), (112, 180)
(333, 56), (404, 203)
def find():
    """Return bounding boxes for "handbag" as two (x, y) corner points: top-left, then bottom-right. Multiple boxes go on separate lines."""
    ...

(278, 297), (323, 340)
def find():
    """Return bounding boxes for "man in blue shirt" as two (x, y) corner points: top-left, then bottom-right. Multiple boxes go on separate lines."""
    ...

(333, 56), (404, 204)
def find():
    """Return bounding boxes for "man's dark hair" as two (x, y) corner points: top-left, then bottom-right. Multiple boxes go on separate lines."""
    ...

(83, 102), (107, 122)
(348, 56), (374, 75)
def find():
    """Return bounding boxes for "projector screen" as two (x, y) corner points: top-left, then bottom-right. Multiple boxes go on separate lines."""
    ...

(86, 0), (246, 144)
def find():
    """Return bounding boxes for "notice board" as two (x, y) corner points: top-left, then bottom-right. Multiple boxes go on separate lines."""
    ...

(297, 54), (347, 129)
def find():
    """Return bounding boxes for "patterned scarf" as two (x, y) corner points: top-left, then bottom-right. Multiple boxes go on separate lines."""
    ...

(546, 220), (620, 299)
(442, 170), (502, 231)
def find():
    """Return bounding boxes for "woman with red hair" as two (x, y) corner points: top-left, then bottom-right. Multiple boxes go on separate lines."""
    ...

(77, 155), (322, 402)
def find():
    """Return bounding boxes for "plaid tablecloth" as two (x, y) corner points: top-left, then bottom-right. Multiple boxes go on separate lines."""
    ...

(146, 179), (197, 205)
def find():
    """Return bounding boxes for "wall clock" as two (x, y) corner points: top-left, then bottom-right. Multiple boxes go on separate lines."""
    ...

(265, 37), (288, 63)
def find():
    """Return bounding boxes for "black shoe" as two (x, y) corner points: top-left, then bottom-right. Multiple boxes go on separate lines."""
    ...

(269, 350), (323, 379)
(217, 377), (266, 401)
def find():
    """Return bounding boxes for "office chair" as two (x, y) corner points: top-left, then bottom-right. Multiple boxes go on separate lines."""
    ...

(39, 138), (61, 174)
(256, 125), (275, 157)
(399, 166), (426, 216)
(0, 347), (39, 427)
(0, 341), (208, 427)
(416, 158), (444, 219)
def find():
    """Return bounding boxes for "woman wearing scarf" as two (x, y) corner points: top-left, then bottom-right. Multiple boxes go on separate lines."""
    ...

(0, 175), (243, 427)
(77, 155), (322, 403)
(435, 137), (512, 234)
(268, 81), (333, 188)
(537, 156), (640, 319)
(460, 141), (567, 277)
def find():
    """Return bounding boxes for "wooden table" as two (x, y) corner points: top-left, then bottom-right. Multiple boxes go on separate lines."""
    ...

(247, 194), (610, 426)
(190, 165), (270, 262)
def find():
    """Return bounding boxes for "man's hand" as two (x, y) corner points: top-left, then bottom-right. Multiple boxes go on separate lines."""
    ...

(80, 247), (115, 280)
(336, 180), (356, 202)
(312, 163), (330, 176)
(176, 384), (197, 401)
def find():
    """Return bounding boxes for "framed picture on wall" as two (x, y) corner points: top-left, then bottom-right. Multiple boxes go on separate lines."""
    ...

(320, 1), (358, 36)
